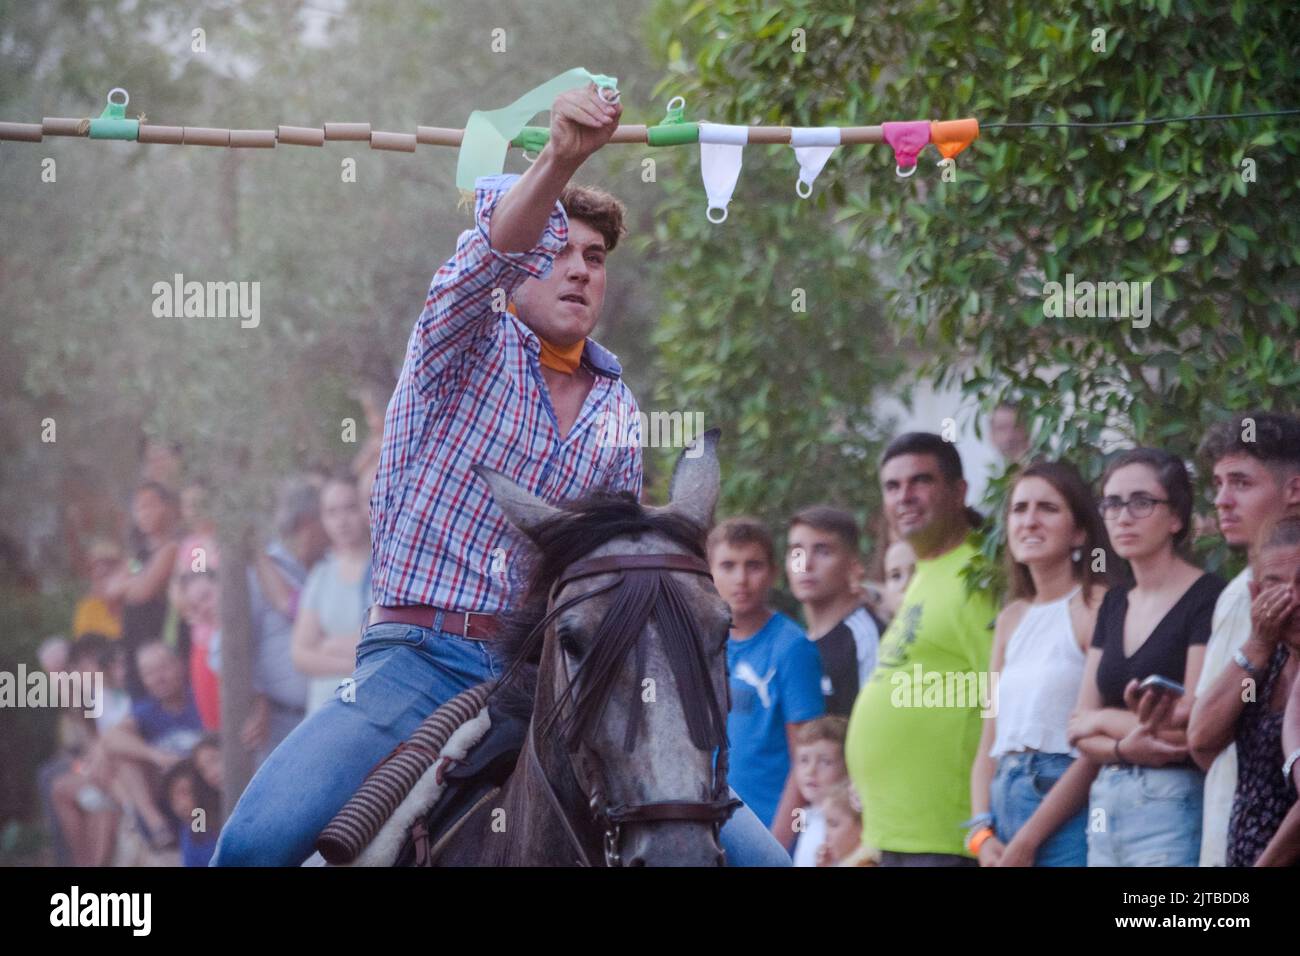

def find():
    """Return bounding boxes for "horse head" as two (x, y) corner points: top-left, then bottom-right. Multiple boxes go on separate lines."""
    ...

(472, 428), (738, 865)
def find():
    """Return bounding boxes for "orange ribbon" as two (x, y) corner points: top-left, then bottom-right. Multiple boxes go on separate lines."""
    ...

(929, 118), (980, 161)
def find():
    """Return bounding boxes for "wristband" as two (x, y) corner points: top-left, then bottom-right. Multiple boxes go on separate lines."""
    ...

(1114, 738), (1127, 764)
(960, 812), (994, 830)
(1283, 746), (1300, 785)
(967, 826), (995, 855)
(1233, 648), (1260, 679)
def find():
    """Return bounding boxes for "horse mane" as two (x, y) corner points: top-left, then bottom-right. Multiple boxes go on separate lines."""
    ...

(489, 489), (708, 727)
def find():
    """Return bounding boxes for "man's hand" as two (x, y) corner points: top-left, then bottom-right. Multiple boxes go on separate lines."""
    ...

(546, 83), (621, 168)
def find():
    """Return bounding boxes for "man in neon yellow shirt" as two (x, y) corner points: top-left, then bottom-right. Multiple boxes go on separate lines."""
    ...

(846, 433), (997, 865)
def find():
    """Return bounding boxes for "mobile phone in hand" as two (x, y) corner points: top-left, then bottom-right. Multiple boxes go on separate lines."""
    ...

(1139, 674), (1185, 697)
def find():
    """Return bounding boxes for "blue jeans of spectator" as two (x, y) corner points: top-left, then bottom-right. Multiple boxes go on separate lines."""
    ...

(213, 622), (789, 866)
(991, 751), (1088, 867)
(1087, 763), (1204, 866)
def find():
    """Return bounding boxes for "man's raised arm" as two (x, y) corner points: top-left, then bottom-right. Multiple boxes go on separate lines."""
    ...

(408, 83), (621, 395)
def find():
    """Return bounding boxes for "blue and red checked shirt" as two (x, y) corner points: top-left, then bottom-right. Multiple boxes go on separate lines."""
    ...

(369, 173), (643, 611)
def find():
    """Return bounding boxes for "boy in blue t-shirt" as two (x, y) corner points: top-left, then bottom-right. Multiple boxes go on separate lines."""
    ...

(708, 517), (825, 850)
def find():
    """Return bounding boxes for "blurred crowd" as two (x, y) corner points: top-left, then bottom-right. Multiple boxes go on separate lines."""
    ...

(31, 384), (385, 867)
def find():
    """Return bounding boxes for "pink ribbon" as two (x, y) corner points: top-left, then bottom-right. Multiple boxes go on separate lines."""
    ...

(882, 120), (933, 177)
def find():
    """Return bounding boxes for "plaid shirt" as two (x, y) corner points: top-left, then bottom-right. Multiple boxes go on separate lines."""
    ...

(369, 173), (643, 612)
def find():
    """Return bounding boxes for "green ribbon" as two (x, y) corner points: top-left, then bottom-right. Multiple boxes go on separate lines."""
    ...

(88, 90), (138, 141)
(455, 67), (618, 192)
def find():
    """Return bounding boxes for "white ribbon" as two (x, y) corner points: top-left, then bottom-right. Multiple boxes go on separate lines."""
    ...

(788, 127), (841, 198)
(698, 123), (748, 223)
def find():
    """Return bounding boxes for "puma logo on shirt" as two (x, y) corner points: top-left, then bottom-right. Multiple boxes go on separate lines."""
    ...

(733, 662), (777, 709)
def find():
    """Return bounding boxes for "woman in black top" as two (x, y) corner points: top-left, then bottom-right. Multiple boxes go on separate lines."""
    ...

(1067, 448), (1225, 866)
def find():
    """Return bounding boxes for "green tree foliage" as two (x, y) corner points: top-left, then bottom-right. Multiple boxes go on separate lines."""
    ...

(649, 0), (1299, 592)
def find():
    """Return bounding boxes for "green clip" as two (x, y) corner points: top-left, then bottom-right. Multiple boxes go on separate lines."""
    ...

(647, 95), (699, 146)
(88, 88), (139, 141)
(511, 126), (551, 154)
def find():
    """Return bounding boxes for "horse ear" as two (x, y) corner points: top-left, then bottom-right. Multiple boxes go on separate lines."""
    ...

(470, 463), (560, 538)
(663, 427), (721, 530)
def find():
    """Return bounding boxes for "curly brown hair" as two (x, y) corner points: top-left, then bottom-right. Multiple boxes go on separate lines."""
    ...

(560, 183), (628, 253)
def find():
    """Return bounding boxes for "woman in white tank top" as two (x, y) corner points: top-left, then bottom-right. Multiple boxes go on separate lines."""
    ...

(967, 461), (1114, 866)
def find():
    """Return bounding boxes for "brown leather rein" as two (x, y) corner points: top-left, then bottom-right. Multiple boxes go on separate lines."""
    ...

(518, 551), (741, 866)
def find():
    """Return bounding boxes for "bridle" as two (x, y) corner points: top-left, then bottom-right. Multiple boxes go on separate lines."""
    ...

(511, 551), (741, 866)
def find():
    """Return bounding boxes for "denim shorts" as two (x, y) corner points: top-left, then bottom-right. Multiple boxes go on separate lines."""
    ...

(991, 751), (1088, 867)
(212, 621), (789, 866)
(1086, 763), (1204, 866)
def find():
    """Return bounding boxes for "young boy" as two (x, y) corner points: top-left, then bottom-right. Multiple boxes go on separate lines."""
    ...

(790, 716), (849, 866)
(709, 517), (825, 851)
(787, 506), (884, 716)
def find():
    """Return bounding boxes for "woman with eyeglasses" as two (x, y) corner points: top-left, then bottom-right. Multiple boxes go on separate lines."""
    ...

(1067, 448), (1226, 866)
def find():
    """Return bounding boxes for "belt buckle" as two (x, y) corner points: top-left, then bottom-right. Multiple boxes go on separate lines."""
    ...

(462, 611), (478, 641)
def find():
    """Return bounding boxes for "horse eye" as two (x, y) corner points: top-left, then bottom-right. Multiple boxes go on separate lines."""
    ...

(557, 628), (583, 658)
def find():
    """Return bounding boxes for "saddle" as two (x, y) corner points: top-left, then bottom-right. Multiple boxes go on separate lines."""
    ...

(314, 682), (525, 867)
(397, 702), (528, 866)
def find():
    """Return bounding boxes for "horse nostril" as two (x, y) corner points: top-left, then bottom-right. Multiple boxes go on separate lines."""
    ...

(625, 856), (647, 867)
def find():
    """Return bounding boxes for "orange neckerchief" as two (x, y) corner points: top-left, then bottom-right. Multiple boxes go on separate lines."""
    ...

(506, 301), (584, 374)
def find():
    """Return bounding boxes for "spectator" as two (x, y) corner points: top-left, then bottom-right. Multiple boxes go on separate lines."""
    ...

(1069, 448), (1225, 867)
(241, 478), (328, 766)
(350, 381), (390, 508)
(72, 540), (124, 641)
(881, 538), (917, 621)
(846, 433), (997, 866)
(171, 480), (220, 608)
(708, 517), (824, 847)
(37, 636), (89, 866)
(787, 506), (884, 716)
(1189, 513), (1300, 865)
(291, 474), (372, 716)
(138, 437), (184, 492)
(105, 482), (181, 698)
(101, 641), (204, 851)
(161, 758), (220, 867)
(178, 570), (222, 731)
(969, 461), (1112, 867)
(191, 733), (224, 793)
(790, 716), (850, 866)
(817, 781), (871, 866)
(1189, 411), (1300, 865)
(989, 401), (1031, 464)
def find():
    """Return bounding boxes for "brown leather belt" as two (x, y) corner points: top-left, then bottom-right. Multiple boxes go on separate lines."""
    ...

(367, 604), (501, 641)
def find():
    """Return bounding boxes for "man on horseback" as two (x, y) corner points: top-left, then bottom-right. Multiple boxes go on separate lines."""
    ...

(212, 82), (790, 866)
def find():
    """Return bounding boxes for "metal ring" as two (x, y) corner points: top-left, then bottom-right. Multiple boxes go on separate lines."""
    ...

(666, 95), (685, 112)
(796, 178), (813, 199)
(107, 87), (129, 107)
(896, 163), (918, 179)
(706, 205), (728, 224)
(522, 149), (539, 164)
(598, 85), (620, 104)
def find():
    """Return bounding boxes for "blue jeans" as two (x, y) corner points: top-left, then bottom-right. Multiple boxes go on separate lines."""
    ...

(213, 621), (789, 866)
(991, 751), (1088, 867)
(1087, 763), (1204, 866)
